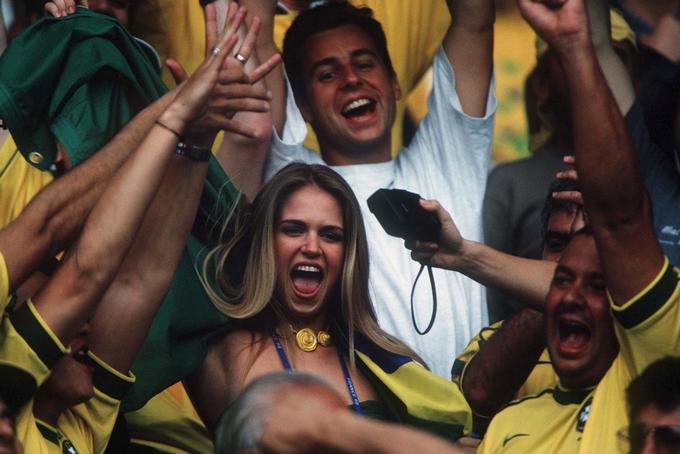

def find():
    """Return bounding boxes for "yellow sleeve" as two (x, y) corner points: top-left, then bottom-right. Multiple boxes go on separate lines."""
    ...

(611, 259), (680, 374)
(0, 300), (69, 406)
(62, 350), (135, 454)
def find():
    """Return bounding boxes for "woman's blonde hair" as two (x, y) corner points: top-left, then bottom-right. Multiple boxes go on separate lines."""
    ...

(202, 163), (424, 366)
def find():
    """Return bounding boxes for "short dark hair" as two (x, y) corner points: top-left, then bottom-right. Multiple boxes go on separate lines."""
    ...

(627, 356), (680, 422)
(541, 178), (580, 241)
(282, 2), (395, 103)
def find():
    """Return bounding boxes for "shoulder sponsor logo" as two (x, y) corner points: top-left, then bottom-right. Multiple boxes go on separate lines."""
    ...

(503, 433), (530, 447)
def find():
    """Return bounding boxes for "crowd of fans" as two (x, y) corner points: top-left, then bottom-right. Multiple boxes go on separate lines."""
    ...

(0, 0), (678, 453)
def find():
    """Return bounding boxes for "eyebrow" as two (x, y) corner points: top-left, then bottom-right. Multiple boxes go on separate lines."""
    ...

(309, 49), (380, 75)
(553, 265), (574, 276)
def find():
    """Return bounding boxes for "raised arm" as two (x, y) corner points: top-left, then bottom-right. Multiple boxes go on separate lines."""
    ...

(518, 0), (664, 304)
(443, 0), (494, 117)
(461, 308), (545, 423)
(407, 199), (555, 311)
(28, 20), (248, 345)
(85, 4), (280, 374)
(0, 89), (175, 295)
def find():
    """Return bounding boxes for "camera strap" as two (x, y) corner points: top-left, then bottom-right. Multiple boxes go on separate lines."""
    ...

(410, 263), (437, 335)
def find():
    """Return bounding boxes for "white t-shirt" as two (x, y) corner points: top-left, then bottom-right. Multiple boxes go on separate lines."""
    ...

(265, 47), (496, 378)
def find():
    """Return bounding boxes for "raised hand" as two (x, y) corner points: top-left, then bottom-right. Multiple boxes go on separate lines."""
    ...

(405, 199), (464, 269)
(166, 3), (282, 139)
(552, 155), (584, 205)
(44, 0), (87, 17)
(517, 0), (590, 54)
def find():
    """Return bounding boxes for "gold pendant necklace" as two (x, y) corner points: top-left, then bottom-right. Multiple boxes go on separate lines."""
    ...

(278, 326), (332, 352)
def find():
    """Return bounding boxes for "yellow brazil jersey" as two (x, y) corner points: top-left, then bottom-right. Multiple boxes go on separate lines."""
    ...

(130, 0), (451, 156)
(0, 300), (69, 414)
(0, 135), (53, 229)
(0, 298), (134, 454)
(16, 349), (134, 454)
(125, 381), (213, 454)
(479, 259), (680, 454)
(451, 320), (557, 415)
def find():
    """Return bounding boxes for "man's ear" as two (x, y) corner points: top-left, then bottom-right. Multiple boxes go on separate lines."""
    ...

(392, 76), (402, 101)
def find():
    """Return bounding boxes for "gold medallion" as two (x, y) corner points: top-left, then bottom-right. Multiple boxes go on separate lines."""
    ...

(295, 328), (318, 352)
(317, 330), (332, 347)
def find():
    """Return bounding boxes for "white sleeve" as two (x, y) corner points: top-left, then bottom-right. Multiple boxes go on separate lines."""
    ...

(396, 46), (496, 241)
(264, 79), (323, 182)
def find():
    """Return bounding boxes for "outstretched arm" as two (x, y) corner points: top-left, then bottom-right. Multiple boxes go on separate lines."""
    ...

(259, 401), (466, 454)
(461, 308), (545, 422)
(443, 0), (494, 117)
(86, 4), (280, 374)
(29, 17), (249, 346)
(0, 89), (175, 295)
(407, 199), (555, 311)
(519, 0), (664, 304)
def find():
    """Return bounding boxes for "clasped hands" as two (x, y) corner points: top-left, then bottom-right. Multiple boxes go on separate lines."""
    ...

(160, 2), (282, 143)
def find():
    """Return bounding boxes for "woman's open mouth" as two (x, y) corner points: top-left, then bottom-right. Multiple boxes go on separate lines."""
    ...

(291, 265), (324, 297)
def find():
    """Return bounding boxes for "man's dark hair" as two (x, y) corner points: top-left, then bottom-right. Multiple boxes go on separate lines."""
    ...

(627, 356), (680, 421)
(541, 179), (580, 241)
(282, 2), (395, 103)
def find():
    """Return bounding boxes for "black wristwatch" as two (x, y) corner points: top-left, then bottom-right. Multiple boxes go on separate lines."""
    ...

(175, 141), (211, 162)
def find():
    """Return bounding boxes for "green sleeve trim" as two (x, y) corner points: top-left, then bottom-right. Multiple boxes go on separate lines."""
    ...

(0, 363), (38, 413)
(612, 261), (679, 329)
(552, 386), (593, 405)
(451, 359), (466, 378)
(9, 300), (67, 369)
(35, 420), (60, 446)
(87, 350), (135, 400)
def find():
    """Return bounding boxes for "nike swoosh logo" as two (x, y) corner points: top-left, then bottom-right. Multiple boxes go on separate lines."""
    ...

(503, 433), (530, 447)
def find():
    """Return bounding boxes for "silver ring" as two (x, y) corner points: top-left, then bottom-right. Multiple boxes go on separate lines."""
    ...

(234, 53), (247, 65)
(211, 46), (221, 57)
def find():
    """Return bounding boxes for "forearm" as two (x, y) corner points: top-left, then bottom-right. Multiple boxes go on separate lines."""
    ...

(444, 240), (554, 311)
(239, 0), (285, 134)
(0, 89), (175, 292)
(560, 42), (663, 302)
(215, 126), (270, 200)
(87, 155), (210, 373)
(562, 48), (644, 224)
(262, 410), (460, 454)
(462, 308), (545, 417)
(443, 0), (494, 117)
(32, 115), (183, 342)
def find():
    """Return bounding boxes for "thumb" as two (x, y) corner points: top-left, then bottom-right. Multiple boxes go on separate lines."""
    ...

(166, 59), (189, 86)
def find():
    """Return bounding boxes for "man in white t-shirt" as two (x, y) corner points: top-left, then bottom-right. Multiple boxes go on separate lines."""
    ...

(261, 1), (496, 377)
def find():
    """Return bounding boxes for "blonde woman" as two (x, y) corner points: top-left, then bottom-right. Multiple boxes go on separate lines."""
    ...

(188, 163), (472, 443)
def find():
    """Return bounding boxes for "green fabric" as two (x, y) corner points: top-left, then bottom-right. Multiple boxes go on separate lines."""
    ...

(124, 159), (238, 411)
(0, 7), (166, 171)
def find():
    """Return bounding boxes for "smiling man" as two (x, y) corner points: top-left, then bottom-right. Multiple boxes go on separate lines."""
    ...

(477, 0), (680, 453)
(263, 0), (496, 378)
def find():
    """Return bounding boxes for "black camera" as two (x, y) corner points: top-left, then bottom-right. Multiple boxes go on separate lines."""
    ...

(367, 189), (441, 242)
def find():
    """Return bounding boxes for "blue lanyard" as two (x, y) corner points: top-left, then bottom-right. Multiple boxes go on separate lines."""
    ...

(271, 331), (363, 415)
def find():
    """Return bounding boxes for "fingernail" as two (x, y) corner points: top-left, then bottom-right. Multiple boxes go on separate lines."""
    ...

(266, 90), (272, 98)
